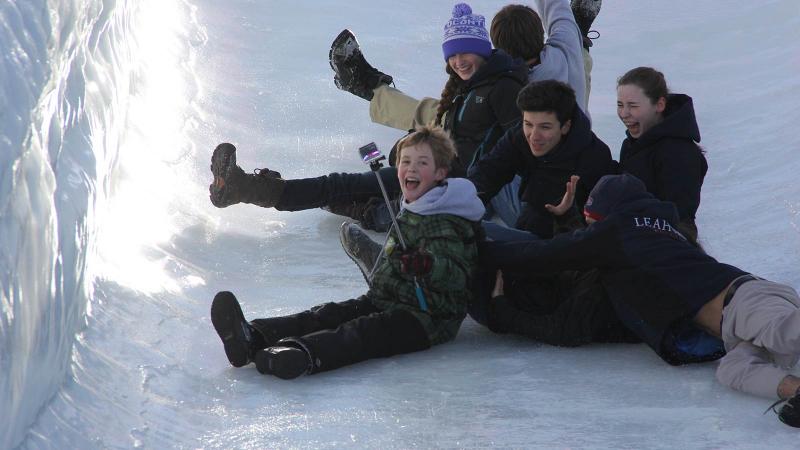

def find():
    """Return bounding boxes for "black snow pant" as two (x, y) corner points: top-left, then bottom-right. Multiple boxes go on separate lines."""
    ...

(276, 167), (399, 211)
(249, 296), (431, 374)
(275, 167), (399, 232)
(468, 269), (640, 347)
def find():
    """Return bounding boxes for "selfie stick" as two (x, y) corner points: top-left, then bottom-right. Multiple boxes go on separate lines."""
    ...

(366, 156), (408, 250)
(362, 144), (428, 311)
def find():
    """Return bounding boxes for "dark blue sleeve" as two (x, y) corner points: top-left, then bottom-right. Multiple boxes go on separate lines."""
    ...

(480, 219), (622, 274)
(467, 127), (523, 203)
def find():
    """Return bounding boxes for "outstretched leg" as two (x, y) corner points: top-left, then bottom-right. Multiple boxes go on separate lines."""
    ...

(256, 308), (430, 378)
(249, 295), (380, 345)
(212, 292), (380, 368)
(276, 167), (400, 211)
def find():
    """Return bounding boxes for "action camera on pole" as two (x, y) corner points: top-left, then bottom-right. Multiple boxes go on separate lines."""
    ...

(358, 142), (382, 163)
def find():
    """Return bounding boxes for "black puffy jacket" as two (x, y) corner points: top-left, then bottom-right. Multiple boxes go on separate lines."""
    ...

(618, 94), (707, 237)
(468, 105), (615, 238)
(442, 50), (528, 176)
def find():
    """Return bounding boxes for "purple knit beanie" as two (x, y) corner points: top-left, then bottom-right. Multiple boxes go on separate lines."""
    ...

(442, 3), (492, 61)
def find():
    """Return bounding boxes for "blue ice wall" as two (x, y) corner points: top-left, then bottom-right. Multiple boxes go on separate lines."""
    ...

(0, 0), (140, 446)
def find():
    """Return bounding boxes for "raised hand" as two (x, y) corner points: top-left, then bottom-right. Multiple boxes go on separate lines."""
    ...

(545, 175), (580, 216)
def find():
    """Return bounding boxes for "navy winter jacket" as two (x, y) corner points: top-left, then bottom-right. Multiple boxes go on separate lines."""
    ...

(468, 105), (614, 238)
(618, 94), (707, 235)
(481, 181), (746, 365)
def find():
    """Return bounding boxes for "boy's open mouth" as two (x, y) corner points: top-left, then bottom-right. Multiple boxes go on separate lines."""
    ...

(404, 176), (420, 190)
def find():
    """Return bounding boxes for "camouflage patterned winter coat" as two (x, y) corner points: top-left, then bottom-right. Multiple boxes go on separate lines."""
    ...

(368, 210), (481, 346)
(367, 211), (478, 345)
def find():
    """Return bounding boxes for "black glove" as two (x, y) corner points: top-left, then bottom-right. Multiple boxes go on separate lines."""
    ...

(399, 247), (433, 276)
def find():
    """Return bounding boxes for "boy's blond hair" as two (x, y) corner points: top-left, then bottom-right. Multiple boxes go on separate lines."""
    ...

(394, 126), (457, 171)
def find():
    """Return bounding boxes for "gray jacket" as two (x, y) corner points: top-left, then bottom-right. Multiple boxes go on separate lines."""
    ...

(530, 0), (588, 114)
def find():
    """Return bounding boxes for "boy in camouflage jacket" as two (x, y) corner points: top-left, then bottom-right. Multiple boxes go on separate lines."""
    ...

(210, 126), (485, 379)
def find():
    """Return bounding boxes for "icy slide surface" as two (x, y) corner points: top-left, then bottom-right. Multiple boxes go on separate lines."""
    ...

(2, 0), (799, 448)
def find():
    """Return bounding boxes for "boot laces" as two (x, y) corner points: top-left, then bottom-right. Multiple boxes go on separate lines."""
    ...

(582, 30), (600, 48)
(764, 398), (787, 416)
(254, 168), (281, 178)
(345, 49), (392, 88)
(764, 394), (800, 426)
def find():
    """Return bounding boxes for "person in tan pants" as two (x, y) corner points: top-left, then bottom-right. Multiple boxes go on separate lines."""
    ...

(354, 0), (596, 133)
(481, 174), (800, 427)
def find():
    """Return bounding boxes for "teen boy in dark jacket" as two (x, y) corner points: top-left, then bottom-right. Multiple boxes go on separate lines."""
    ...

(482, 174), (742, 365)
(468, 79), (613, 239)
(443, 80), (628, 346)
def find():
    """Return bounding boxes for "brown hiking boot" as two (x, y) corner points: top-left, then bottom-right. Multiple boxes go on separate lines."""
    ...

(209, 143), (286, 208)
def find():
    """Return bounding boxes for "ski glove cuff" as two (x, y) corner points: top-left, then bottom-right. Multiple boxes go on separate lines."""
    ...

(400, 248), (433, 276)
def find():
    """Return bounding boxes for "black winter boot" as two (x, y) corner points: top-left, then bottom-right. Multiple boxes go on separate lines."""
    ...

(570, 0), (601, 49)
(339, 221), (383, 283)
(209, 143), (286, 208)
(778, 392), (800, 428)
(329, 29), (393, 101)
(210, 291), (266, 367)
(254, 345), (312, 379)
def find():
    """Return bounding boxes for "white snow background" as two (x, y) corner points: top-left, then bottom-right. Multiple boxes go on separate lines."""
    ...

(1, 0), (799, 448)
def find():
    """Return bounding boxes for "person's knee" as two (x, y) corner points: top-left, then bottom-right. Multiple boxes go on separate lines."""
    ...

(385, 310), (430, 353)
(715, 342), (764, 390)
(715, 354), (743, 389)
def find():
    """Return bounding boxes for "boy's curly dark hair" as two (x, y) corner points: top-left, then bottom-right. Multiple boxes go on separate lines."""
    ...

(516, 79), (576, 125)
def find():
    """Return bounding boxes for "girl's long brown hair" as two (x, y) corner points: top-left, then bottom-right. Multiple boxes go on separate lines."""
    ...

(435, 64), (465, 126)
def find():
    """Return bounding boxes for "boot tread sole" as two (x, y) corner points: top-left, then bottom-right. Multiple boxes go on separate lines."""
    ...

(329, 29), (358, 71)
(339, 222), (378, 284)
(209, 144), (238, 207)
(210, 292), (251, 368)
